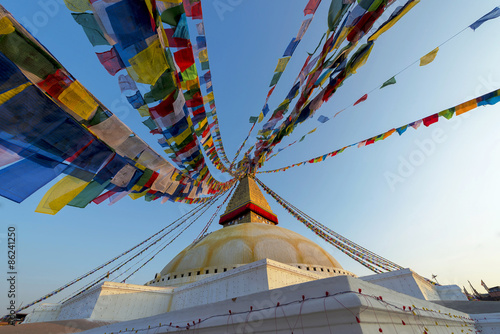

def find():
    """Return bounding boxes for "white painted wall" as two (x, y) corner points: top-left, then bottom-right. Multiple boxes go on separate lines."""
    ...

(472, 312), (500, 334)
(23, 303), (61, 323)
(79, 275), (476, 334)
(360, 268), (467, 301)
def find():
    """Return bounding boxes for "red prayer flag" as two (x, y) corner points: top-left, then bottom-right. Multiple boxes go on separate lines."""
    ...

(149, 92), (176, 119)
(354, 94), (368, 106)
(365, 138), (375, 146)
(422, 113), (439, 127)
(93, 190), (117, 204)
(191, 2), (203, 19)
(304, 0), (321, 15)
(174, 46), (195, 72)
(37, 69), (73, 98)
(96, 47), (125, 76)
(144, 172), (159, 188)
(165, 29), (190, 48)
(266, 86), (276, 99)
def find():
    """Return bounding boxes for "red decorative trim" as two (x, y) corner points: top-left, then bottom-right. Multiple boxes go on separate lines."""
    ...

(219, 202), (278, 225)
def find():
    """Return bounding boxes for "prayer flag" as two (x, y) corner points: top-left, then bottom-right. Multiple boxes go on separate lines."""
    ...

(354, 94), (368, 106)
(304, 0), (321, 15)
(455, 100), (477, 116)
(380, 76), (396, 89)
(470, 7), (500, 30)
(396, 125), (408, 135)
(420, 47), (439, 66)
(422, 113), (438, 127)
(318, 115), (329, 123)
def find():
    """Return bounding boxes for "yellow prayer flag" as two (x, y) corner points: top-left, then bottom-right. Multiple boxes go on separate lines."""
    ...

(455, 99), (477, 116)
(420, 47), (439, 66)
(63, 0), (92, 12)
(198, 49), (208, 63)
(307, 128), (317, 134)
(145, 0), (154, 16)
(368, 0), (420, 42)
(0, 83), (31, 105)
(35, 175), (89, 215)
(203, 92), (214, 104)
(58, 81), (98, 120)
(257, 112), (264, 123)
(275, 57), (291, 73)
(128, 39), (168, 85)
(137, 105), (150, 117)
(0, 16), (15, 35)
(129, 189), (149, 200)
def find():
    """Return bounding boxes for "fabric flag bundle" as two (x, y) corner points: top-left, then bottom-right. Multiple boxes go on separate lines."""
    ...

(251, 0), (420, 169)
(65, 0), (233, 182)
(258, 88), (500, 174)
(258, 0), (498, 161)
(236, 0), (322, 168)
(0, 9), (232, 214)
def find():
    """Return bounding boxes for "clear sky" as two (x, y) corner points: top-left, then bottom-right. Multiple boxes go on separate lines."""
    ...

(1, 0), (500, 313)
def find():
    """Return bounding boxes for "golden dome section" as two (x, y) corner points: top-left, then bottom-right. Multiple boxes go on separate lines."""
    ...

(160, 223), (342, 276)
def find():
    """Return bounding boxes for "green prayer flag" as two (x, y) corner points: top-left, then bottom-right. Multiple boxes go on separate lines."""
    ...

(201, 61), (210, 71)
(85, 107), (110, 127)
(135, 169), (154, 188)
(0, 31), (59, 79)
(249, 116), (259, 123)
(438, 108), (455, 120)
(142, 117), (157, 131)
(269, 72), (283, 87)
(328, 0), (350, 31)
(358, 0), (385, 11)
(71, 13), (109, 46)
(380, 76), (397, 89)
(160, 5), (185, 26)
(67, 180), (111, 208)
(184, 87), (201, 101)
(144, 69), (177, 103)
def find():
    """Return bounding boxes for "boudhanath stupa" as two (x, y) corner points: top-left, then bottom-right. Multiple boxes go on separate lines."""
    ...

(19, 176), (499, 333)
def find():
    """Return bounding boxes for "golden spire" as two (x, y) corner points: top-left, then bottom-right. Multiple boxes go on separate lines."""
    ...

(219, 175), (278, 227)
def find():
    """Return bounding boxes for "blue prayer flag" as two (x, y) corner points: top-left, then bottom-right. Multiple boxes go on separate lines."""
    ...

(318, 115), (330, 123)
(283, 38), (300, 57)
(470, 7), (500, 30)
(126, 91), (145, 109)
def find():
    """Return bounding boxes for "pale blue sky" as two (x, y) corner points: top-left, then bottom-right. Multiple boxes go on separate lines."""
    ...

(1, 0), (500, 313)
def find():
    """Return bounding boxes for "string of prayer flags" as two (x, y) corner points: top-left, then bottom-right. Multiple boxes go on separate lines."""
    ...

(247, 1), (322, 150)
(251, 0), (416, 168)
(258, 88), (500, 174)
(469, 7), (500, 31)
(420, 47), (439, 66)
